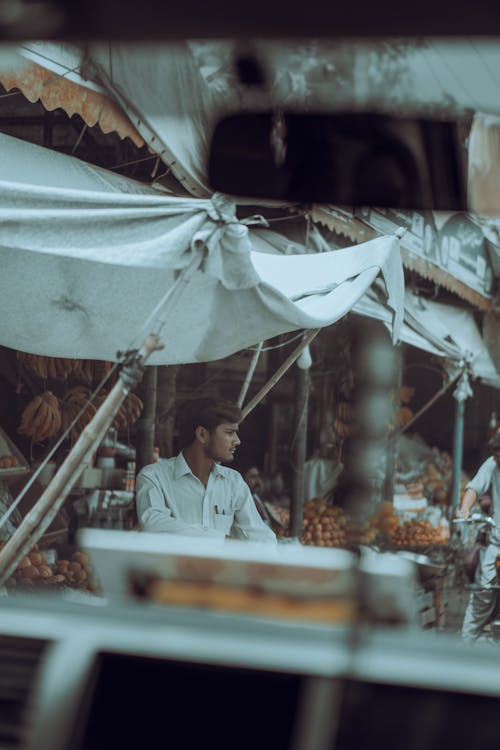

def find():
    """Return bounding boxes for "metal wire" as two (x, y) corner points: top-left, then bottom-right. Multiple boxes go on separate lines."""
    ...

(250, 331), (306, 352)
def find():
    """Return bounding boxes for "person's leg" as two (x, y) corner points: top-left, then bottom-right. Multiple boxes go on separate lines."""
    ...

(461, 590), (497, 640)
(461, 544), (499, 641)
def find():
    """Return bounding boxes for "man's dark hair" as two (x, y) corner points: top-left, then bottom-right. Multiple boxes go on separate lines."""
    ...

(488, 432), (500, 453)
(177, 397), (242, 449)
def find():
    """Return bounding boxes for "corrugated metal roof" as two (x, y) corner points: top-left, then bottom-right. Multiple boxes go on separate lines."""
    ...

(399, 247), (492, 312)
(0, 60), (144, 147)
(310, 205), (377, 244)
(311, 206), (493, 311)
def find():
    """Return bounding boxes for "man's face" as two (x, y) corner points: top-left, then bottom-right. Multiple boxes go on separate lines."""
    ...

(204, 422), (241, 463)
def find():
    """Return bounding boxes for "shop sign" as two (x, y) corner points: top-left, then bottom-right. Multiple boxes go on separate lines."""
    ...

(355, 208), (495, 299)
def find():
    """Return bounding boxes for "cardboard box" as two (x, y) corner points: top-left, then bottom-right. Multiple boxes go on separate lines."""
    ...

(76, 466), (104, 489)
(100, 468), (126, 490)
(0, 426), (29, 478)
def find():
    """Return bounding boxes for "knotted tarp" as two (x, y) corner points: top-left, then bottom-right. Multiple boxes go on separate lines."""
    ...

(0, 133), (404, 364)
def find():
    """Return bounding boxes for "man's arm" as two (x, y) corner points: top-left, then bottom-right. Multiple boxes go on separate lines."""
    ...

(136, 473), (222, 537)
(457, 488), (477, 519)
(457, 458), (494, 518)
(233, 478), (277, 543)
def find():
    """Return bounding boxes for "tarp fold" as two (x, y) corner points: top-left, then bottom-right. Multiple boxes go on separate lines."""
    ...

(0, 133), (404, 365)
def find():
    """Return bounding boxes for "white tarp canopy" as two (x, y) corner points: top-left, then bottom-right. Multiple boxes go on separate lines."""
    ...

(354, 283), (500, 388)
(0, 133), (403, 365)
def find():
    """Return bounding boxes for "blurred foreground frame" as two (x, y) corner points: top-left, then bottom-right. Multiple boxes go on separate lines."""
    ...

(208, 112), (468, 211)
(3, 1), (500, 40)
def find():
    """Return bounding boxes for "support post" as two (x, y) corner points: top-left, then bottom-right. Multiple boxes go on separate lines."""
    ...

(237, 342), (263, 407)
(156, 365), (179, 458)
(450, 370), (471, 514)
(136, 365), (158, 472)
(383, 344), (402, 503)
(290, 347), (312, 539)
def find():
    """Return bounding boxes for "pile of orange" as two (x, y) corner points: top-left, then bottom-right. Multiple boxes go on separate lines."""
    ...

(390, 519), (443, 547)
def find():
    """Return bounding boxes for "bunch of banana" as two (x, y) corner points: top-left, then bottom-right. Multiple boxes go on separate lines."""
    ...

(61, 386), (97, 442)
(336, 402), (352, 421)
(398, 406), (414, 427)
(333, 418), (352, 439)
(122, 392), (144, 426)
(74, 360), (114, 386)
(399, 385), (415, 405)
(93, 390), (143, 431)
(93, 360), (115, 383)
(17, 352), (82, 381)
(333, 401), (353, 440)
(18, 391), (62, 443)
(17, 352), (47, 378)
(75, 360), (95, 385)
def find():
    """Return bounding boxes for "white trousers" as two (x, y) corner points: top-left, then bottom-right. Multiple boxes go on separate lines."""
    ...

(462, 543), (500, 641)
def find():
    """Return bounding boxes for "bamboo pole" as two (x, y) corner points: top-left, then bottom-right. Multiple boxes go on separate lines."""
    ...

(237, 342), (263, 407)
(0, 334), (163, 587)
(241, 329), (320, 420)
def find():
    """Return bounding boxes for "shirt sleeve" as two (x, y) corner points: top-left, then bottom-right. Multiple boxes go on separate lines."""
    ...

(232, 476), (277, 543)
(135, 471), (221, 537)
(466, 457), (495, 498)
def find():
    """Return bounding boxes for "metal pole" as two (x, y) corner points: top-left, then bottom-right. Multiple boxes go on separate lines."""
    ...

(450, 400), (465, 514)
(136, 365), (158, 472)
(450, 370), (472, 514)
(290, 350), (311, 539)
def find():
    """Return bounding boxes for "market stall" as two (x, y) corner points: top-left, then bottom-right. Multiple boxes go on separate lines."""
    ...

(0, 130), (405, 596)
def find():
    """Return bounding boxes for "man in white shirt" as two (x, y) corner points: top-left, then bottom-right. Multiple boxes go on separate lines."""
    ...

(135, 397), (276, 543)
(458, 433), (500, 641)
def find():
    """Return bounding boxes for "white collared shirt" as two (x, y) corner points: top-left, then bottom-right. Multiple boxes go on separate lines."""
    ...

(467, 456), (500, 543)
(136, 452), (276, 543)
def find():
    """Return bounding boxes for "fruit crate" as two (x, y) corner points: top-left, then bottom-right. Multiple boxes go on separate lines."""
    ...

(0, 425), (29, 478)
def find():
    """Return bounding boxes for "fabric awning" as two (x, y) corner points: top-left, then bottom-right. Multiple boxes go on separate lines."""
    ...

(0, 133), (404, 366)
(353, 284), (500, 388)
(5, 42), (215, 196)
(0, 45), (144, 147)
(312, 206), (496, 311)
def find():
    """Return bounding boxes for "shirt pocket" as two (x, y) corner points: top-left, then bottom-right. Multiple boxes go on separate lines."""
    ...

(213, 513), (233, 536)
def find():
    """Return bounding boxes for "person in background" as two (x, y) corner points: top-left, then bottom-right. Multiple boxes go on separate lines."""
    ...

(243, 466), (272, 526)
(457, 433), (500, 641)
(135, 397), (276, 543)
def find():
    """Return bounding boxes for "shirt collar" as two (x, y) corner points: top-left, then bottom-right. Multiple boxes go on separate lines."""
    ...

(174, 452), (193, 479)
(212, 462), (227, 479)
(174, 452), (227, 480)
